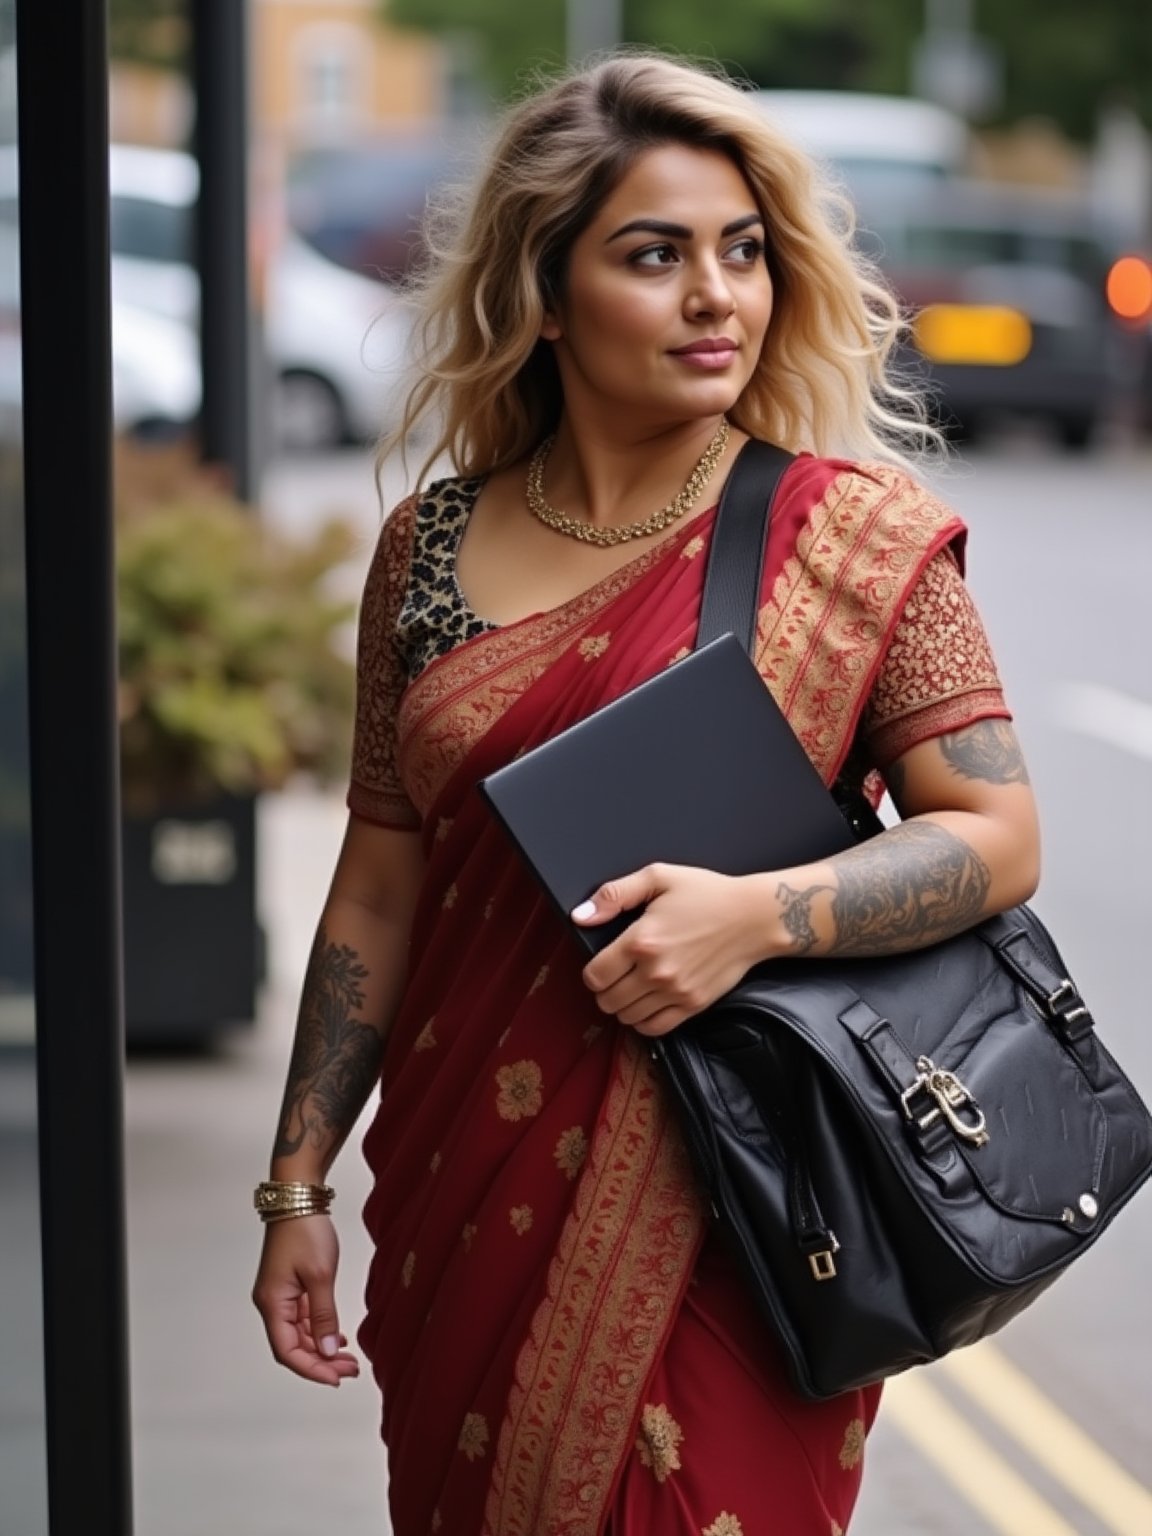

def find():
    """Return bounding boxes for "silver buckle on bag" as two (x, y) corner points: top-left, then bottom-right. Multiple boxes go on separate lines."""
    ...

(1047, 978), (1092, 1035)
(900, 1056), (990, 1148)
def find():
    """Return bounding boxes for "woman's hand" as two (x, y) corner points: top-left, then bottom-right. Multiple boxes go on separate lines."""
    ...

(573, 863), (766, 1035)
(252, 1215), (361, 1387)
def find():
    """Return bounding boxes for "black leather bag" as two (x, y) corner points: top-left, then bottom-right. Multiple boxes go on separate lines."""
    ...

(651, 441), (1152, 1401)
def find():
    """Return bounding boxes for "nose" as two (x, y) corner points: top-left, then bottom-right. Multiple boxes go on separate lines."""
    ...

(685, 258), (736, 319)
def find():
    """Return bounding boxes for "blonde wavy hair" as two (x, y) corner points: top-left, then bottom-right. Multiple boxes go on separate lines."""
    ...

(383, 52), (939, 484)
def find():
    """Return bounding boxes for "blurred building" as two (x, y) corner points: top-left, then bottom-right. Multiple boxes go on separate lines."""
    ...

(109, 0), (447, 151)
(254, 0), (444, 148)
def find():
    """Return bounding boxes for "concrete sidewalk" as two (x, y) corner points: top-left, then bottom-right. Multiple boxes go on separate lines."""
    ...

(126, 789), (390, 1536)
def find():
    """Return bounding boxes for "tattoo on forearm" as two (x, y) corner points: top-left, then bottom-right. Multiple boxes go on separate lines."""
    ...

(826, 821), (990, 955)
(940, 720), (1030, 785)
(777, 880), (834, 955)
(273, 924), (383, 1158)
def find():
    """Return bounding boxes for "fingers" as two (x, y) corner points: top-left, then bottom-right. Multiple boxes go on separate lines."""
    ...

(571, 865), (664, 928)
(587, 947), (711, 1023)
(304, 1274), (343, 1365)
(252, 1224), (360, 1388)
(254, 1290), (348, 1386)
(631, 1007), (692, 1037)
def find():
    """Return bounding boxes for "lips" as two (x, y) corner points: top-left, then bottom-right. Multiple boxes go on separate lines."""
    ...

(670, 338), (738, 356)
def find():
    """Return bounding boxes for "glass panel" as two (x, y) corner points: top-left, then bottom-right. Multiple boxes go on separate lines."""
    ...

(0, 1), (49, 1526)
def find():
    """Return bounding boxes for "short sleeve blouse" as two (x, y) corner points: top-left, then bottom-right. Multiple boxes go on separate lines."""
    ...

(346, 482), (1012, 828)
(859, 546), (1010, 770)
(347, 494), (423, 831)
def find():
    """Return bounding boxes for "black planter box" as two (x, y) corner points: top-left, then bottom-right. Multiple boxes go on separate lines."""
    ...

(122, 794), (262, 1042)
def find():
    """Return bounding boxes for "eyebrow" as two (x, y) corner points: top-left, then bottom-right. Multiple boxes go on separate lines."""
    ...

(604, 213), (764, 244)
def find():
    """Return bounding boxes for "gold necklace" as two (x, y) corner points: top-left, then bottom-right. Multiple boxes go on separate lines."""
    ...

(525, 419), (730, 547)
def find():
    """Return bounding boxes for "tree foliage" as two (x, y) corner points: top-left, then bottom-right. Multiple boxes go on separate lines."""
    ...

(108, 0), (186, 67)
(106, 0), (1152, 140)
(385, 0), (1150, 138)
(974, 0), (1151, 141)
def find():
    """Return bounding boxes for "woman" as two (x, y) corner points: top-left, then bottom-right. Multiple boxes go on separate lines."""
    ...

(252, 55), (1039, 1536)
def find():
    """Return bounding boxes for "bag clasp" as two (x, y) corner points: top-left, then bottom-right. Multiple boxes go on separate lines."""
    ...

(901, 1056), (990, 1148)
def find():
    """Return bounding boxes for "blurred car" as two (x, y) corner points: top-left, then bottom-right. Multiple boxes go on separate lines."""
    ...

(751, 89), (969, 199)
(109, 300), (201, 438)
(0, 142), (413, 450)
(263, 232), (412, 452)
(0, 212), (200, 440)
(853, 180), (1152, 448)
(107, 142), (412, 451)
(284, 130), (477, 286)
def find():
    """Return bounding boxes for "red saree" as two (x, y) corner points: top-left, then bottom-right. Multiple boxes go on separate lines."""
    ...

(348, 455), (1009, 1536)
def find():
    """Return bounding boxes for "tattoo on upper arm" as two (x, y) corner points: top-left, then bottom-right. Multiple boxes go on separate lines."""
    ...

(827, 821), (990, 955)
(939, 720), (1030, 785)
(273, 923), (383, 1158)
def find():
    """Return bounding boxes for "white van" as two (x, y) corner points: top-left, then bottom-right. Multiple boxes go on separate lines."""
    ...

(750, 90), (969, 194)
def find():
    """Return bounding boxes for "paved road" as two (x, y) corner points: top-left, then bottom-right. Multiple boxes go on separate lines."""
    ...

(125, 436), (1152, 1535)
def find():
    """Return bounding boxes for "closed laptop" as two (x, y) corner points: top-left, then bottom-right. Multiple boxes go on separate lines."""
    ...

(479, 632), (857, 953)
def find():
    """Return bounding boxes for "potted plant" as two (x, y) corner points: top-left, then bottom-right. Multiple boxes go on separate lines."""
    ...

(115, 444), (358, 1041)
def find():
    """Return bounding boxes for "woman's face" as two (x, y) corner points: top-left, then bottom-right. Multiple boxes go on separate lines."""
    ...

(541, 143), (774, 430)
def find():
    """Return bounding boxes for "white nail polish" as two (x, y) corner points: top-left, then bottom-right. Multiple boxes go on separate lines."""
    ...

(571, 900), (597, 921)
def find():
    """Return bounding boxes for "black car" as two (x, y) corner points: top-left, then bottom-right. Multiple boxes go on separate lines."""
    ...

(854, 180), (1152, 448)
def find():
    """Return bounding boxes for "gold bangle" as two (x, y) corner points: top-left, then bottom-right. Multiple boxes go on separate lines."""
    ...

(254, 1179), (335, 1220)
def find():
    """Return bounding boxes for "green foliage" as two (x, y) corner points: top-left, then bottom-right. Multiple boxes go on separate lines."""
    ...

(108, 0), (186, 66)
(388, 0), (865, 98)
(116, 492), (359, 812)
(389, 0), (566, 98)
(627, 0), (868, 90)
(974, 0), (1151, 140)
(384, 0), (1150, 136)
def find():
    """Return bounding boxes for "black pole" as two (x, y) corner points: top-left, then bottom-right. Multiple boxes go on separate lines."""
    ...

(16, 0), (134, 1530)
(191, 0), (254, 501)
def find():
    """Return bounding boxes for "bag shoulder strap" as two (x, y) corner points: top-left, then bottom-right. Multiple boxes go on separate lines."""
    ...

(696, 438), (795, 653)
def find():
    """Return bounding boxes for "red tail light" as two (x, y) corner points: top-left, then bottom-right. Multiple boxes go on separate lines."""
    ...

(1106, 256), (1152, 322)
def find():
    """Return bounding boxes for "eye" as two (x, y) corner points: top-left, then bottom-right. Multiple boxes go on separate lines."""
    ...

(630, 242), (681, 268)
(725, 236), (765, 265)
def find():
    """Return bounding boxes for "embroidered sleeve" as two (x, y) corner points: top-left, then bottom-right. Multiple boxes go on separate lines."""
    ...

(861, 548), (1011, 769)
(347, 495), (422, 830)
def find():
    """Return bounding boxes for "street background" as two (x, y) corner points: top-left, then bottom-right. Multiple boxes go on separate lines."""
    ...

(125, 432), (1152, 1536)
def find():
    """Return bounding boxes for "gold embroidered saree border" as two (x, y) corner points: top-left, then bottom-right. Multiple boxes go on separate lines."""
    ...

(756, 463), (963, 781)
(484, 1035), (704, 1536)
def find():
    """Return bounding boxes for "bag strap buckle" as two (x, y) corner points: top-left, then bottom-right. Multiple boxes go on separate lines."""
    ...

(1047, 979), (1094, 1042)
(901, 1056), (990, 1148)
(807, 1234), (840, 1281)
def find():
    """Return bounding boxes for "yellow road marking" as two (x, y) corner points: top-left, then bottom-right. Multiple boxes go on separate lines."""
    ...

(940, 1341), (1152, 1535)
(883, 1371), (1081, 1536)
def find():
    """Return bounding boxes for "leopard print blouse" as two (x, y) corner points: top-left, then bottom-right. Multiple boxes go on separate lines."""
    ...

(396, 476), (496, 682)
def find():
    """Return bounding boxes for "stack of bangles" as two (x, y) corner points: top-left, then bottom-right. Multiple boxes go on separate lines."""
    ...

(253, 1179), (335, 1224)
